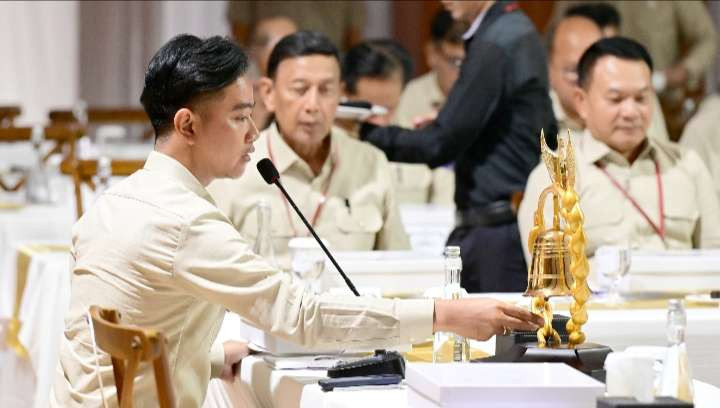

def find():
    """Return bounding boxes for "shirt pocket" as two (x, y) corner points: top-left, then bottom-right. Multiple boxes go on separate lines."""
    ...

(583, 203), (623, 254)
(334, 203), (383, 250)
(663, 203), (699, 246)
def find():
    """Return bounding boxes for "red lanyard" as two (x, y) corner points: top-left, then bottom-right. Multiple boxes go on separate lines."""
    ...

(595, 158), (665, 242)
(267, 134), (338, 237)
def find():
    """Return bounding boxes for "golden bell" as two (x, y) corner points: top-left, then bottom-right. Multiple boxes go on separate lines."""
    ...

(524, 224), (573, 298)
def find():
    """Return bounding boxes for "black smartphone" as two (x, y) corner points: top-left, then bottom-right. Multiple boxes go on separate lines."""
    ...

(318, 374), (403, 392)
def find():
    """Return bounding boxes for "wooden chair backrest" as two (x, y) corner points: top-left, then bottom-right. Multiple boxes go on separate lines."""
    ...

(60, 158), (145, 218)
(0, 126), (82, 192)
(49, 108), (149, 124)
(0, 106), (21, 127)
(88, 306), (176, 408)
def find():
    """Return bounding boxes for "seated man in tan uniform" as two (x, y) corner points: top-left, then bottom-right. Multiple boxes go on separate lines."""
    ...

(245, 16), (298, 130)
(548, 5), (668, 140)
(519, 37), (720, 270)
(53, 34), (543, 407)
(394, 9), (465, 128)
(209, 32), (411, 269)
(393, 9), (466, 206)
(680, 94), (720, 198)
(341, 39), (452, 205)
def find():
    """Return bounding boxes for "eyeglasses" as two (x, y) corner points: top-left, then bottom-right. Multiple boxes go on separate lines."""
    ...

(435, 45), (464, 69)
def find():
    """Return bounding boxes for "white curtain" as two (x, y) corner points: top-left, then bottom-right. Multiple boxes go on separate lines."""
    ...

(0, 1), (79, 125)
(79, 1), (230, 107)
(0, 1), (392, 116)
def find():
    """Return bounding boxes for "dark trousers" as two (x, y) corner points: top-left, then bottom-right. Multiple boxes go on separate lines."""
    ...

(446, 221), (527, 293)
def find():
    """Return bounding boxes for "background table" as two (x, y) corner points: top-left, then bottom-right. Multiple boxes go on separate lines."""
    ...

(209, 291), (720, 408)
(0, 200), (74, 314)
(0, 248), (71, 408)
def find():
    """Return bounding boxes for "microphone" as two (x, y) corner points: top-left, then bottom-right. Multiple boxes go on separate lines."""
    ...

(256, 158), (360, 297)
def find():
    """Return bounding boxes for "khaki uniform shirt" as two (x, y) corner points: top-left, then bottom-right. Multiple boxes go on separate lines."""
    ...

(390, 72), (455, 206)
(208, 124), (410, 270)
(550, 89), (669, 141)
(552, 1), (717, 83)
(681, 94), (720, 197)
(52, 151), (432, 407)
(550, 89), (584, 136)
(518, 130), (720, 266)
(394, 72), (445, 129)
(227, 1), (365, 51)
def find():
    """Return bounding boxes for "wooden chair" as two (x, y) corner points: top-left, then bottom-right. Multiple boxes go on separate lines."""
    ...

(49, 107), (150, 124)
(88, 306), (176, 408)
(0, 106), (21, 127)
(0, 126), (82, 192)
(49, 107), (153, 140)
(60, 157), (144, 218)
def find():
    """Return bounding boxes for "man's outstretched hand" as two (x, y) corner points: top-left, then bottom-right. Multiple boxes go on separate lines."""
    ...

(433, 298), (544, 341)
(221, 340), (252, 381)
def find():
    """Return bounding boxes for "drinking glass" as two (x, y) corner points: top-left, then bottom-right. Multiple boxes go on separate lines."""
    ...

(599, 244), (631, 304)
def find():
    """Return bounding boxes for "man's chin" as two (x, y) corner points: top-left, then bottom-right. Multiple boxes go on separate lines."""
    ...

(226, 164), (248, 180)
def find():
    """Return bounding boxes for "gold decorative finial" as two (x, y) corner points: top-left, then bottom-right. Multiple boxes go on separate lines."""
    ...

(525, 129), (589, 348)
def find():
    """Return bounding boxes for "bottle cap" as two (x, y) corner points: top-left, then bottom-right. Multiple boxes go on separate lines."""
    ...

(444, 246), (460, 257)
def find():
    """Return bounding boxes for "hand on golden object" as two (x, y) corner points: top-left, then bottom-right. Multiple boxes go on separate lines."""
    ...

(221, 340), (252, 381)
(433, 298), (544, 341)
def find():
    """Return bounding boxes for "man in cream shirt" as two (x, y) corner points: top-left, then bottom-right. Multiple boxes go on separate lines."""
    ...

(519, 37), (720, 270)
(53, 34), (544, 407)
(209, 32), (410, 268)
(392, 9), (466, 206)
(547, 8), (668, 140)
(680, 94), (720, 199)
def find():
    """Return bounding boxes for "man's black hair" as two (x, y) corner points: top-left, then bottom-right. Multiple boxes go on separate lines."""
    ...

(565, 3), (621, 31)
(140, 34), (248, 138)
(342, 40), (412, 94)
(577, 36), (653, 89)
(430, 9), (466, 44)
(266, 31), (340, 79)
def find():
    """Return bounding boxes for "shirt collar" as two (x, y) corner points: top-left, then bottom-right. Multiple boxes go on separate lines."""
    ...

(266, 122), (337, 179)
(578, 129), (656, 166)
(550, 90), (583, 133)
(462, 7), (490, 40)
(143, 150), (215, 204)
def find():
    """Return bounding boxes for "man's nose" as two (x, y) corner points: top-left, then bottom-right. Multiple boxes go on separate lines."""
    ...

(619, 99), (641, 119)
(248, 116), (260, 142)
(303, 88), (320, 113)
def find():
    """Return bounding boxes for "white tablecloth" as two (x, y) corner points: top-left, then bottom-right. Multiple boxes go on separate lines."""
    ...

(231, 355), (720, 408)
(208, 292), (720, 408)
(466, 294), (720, 387)
(0, 201), (74, 314)
(0, 249), (72, 408)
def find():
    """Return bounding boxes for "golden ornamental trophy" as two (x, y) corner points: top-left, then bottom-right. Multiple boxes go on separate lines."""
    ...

(489, 130), (611, 381)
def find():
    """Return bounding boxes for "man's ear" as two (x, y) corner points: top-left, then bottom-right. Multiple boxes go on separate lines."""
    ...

(258, 77), (276, 113)
(173, 108), (196, 146)
(574, 86), (589, 123)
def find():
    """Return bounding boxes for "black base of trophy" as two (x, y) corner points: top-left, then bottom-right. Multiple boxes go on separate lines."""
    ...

(474, 315), (612, 383)
(596, 396), (693, 407)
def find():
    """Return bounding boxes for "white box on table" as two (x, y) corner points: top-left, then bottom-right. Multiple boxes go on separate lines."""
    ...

(406, 362), (605, 408)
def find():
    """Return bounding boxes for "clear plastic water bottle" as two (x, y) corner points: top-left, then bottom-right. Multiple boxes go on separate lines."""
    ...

(93, 156), (112, 201)
(433, 246), (469, 363)
(25, 126), (52, 204)
(659, 299), (694, 402)
(253, 199), (278, 269)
